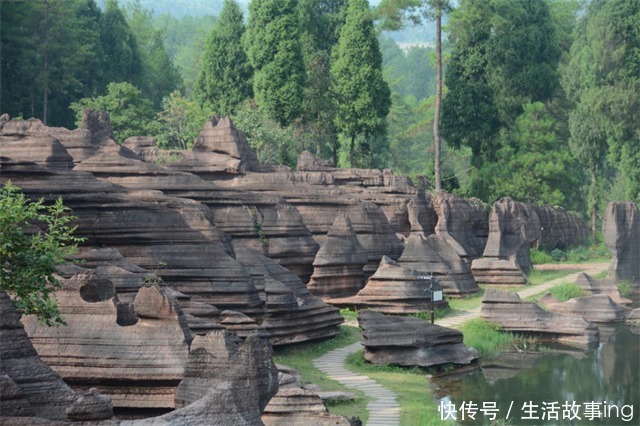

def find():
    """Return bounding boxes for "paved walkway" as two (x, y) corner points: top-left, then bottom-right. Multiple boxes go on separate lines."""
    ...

(313, 263), (608, 425)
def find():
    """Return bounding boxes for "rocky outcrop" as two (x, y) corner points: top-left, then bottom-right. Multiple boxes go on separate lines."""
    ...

(434, 192), (488, 264)
(297, 150), (335, 171)
(262, 388), (350, 426)
(21, 275), (192, 409)
(533, 205), (590, 250)
(480, 289), (599, 349)
(471, 198), (541, 285)
(540, 294), (630, 323)
(359, 310), (478, 367)
(307, 213), (368, 299)
(575, 272), (632, 305)
(603, 202), (640, 288)
(235, 247), (344, 345)
(342, 256), (448, 314)
(397, 234), (479, 296)
(1, 291), (112, 421)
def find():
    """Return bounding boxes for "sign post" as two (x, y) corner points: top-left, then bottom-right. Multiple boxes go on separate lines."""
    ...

(419, 273), (443, 324)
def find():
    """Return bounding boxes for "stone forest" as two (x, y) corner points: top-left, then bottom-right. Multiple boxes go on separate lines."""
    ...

(1, 111), (638, 425)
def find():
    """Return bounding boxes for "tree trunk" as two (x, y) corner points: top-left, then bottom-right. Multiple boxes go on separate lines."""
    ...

(349, 135), (355, 168)
(590, 169), (598, 242)
(433, 0), (443, 191)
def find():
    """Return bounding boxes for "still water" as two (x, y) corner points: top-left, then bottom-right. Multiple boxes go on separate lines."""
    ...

(431, 324), (639, 425)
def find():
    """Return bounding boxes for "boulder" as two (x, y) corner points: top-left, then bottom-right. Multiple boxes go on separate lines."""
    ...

(480, 289), (599, 349)
(308, 213), (368, 299)
(603, 202), (640, 290)
(359, 310), (478, 367)
(398, 234), (479, 296)
(540, 293), (630, 323)
(1, 292), (112, 421)
(472, 198), (541, 285)
(575, 272), (632, 305)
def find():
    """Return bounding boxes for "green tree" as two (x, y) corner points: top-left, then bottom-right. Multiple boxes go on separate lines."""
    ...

(244, 0), (306, 126)
(70, 82), (157, 143)
(196, 0), (253, 116)
(299, 0), (347, 59)
(331, 0), (391, 167)
(100, 0), (142, 87)
(156, 91), (210, 150)
(0, 0), (104, 127)
(0, 182), (84, 326)
(124, 1), (182, 108)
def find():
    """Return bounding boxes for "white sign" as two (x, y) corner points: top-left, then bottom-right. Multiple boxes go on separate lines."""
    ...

(433, 290), (443, 302)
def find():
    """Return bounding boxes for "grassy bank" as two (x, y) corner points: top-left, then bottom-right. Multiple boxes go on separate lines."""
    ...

(460, 318), (545, 358)
(272, 325), (370, 422)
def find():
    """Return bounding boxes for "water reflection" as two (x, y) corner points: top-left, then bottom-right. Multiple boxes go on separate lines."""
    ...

(431, 324), (639, 425)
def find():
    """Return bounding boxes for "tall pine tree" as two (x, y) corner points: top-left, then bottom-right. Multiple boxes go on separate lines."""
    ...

(331, 0), (391, 167)
(244, 0), (305, 126)
(100, 0), (142, 87)
(196, 0), (253, 116)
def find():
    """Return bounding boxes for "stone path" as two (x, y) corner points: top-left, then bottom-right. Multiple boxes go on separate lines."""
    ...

(313, 263), (608, 425)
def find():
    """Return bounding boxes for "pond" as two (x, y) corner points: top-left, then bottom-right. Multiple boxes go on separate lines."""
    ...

(430, 324), (639, 425)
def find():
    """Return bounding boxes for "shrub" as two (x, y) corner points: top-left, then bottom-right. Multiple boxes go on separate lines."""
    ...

(549, 282), (585, 302)
(530, 247), (553, 264)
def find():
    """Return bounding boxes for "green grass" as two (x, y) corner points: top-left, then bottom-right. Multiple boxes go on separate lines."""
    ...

(345, 350), (444, 426)
(526, 268), (575, 286)
(593, 269), (609, 279)
(548, 282), (586, 301)
(273, 325), (370, 422)
(459, 319), (516, 358)
(340, 308), (358, 322)
(530, 241), (611, 265)
(617, 280), (635, 298)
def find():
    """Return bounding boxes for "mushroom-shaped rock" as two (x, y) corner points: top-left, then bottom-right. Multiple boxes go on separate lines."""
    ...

(575, 272), (632, 304)
(359, 310), (478, 367)
(398, 234), (479, 296)
(262, 387), (350, 426)
(308, 213), (368, 299)
(540, 294), (630, 323)
(480, 289), (599, 349)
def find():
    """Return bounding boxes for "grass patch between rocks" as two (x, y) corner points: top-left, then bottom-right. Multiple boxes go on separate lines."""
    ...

(459, 319), (545, 358)
(272, 325), (370, 422)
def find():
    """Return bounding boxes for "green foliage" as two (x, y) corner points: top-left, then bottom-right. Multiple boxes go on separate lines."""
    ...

(340, 308), (358, 322)
(101, 0), (142, 87)
(156, 91), (210, 150)
(71, 82), (158, 143)
(124, 1), (182, 108)
(196, 0), (253, 116)
(299, 0), (347, 59)
(617, 280), (634, 299)
(530, 248), (554, 265)
(411, 305), (453, 321)
(459, 319), (516, 358)
(331, 0), (391, 167)
(549, 282), (585, 302)
(0, 0), (104, 127)
(246, 206), (269, 246)
(232, 101), (300, 166)
(244, 0), (306, 126)
(0, 183), (84, 326)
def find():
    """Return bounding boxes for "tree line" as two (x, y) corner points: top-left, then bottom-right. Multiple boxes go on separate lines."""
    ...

(1, 0), (638, 236)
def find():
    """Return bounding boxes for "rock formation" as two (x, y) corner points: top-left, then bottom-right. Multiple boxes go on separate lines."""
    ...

(540, 294), (630, 323)
(359, 310), (478, 367)
(471, 198), (541, 285)
(307, 213), (368, 299)
(603, 202), (640, 291)
(533, 205), (590, 250)
(575, 272), (632, 305)
(0, 291), (112, 421)
(262, 388), (350, 426)
(344, 256), (448, 314)
(480, 289), (599, 349)
(397, 234), (479, 296)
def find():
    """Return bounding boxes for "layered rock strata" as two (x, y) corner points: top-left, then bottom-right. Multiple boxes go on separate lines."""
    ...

(480, 289), (599, 349)
(533, 205), (590, 250)
(359, 310), (478, 367)
(307, 213), (368, 299)
(575, 272), (632, 305)
(603, 202), (640, 291)
(1, 291), (112, 421)
(397, 234), (479, 296)
(262, 388), (350, 426)
(338, 256), (448, 314)
(21, 277), (192, 409)
(472, 198), (541, 285)
(540, 294), (630, 323)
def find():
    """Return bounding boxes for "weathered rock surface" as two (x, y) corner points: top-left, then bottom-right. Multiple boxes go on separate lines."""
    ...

(434, 192), (488, 263)
(533, 205), (590, 250)
(341, 256), (448, 314)
(398, 234), (479, 296)
(603, 201), (640, 290)
(359, 310), (478, 367)
(21, 277), (192, 409)
(297, 150), (334, 171)
(540, 294), (630, 323)
(1, 291), (112, 421)
(575, 272), (632, 305)
(307, 213), (368, 299)
(472, 198), (541, 285)
(480, 289), (599, 349)
(262, 387), (350, 426)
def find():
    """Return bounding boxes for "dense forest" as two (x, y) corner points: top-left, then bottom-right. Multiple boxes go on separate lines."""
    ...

(1, 0), (638, 236)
